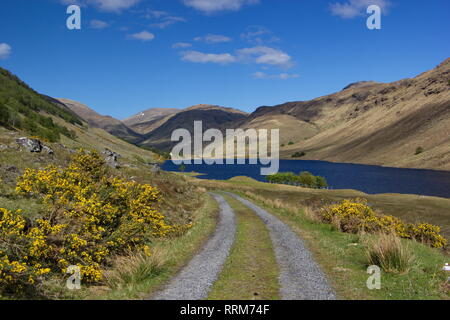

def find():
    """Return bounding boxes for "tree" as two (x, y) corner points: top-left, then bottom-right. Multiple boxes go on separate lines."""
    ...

(315, 176), (328, 189)
(415, 147), (424, 155)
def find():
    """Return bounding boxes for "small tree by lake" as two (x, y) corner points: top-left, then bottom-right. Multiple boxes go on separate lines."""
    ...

(415, 147), (424, 155)
(266, 171), (328, 189)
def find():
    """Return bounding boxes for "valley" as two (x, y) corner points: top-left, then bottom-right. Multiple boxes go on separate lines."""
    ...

(57, 58), (450, 172)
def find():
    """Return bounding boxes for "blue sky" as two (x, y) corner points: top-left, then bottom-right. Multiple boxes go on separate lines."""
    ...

(0, 0), (449, 119)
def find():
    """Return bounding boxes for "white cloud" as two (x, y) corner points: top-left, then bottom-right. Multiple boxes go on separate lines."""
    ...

(330, 0), (390, 19)
(129, 31), (155, 41)
(172, 42), (192, 49)
(252, 71), (299, 80)
(183, 0), (259, 13)
(194, 34), (232, 44)
(238, 46), (292, 68)
(90, 19), (109, 29)
(180, 46), (294, 68)
(60, 0), (141, 12)
(0, 43), (12, 59)
(145, 10), (168, 19)
(241, 26), (279, 44)
(181, 51), (236, 64)
(151, 16), (186, 29)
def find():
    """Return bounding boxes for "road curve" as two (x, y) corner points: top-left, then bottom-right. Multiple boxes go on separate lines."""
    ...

(150, 193), (236, 300)
(226, 192), (336, 300)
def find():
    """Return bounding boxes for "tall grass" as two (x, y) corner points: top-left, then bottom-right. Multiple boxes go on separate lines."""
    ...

(105, 248), (166, 290)
(366, 233), (415, 274)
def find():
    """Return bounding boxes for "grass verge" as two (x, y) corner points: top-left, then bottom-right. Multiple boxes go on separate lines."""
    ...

(232, 191), (449, 300)
(84, 192), (219, 300)
(208, 194), (280, 300)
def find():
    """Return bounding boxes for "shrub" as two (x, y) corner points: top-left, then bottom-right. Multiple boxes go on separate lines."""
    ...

(319, 199), (447, 248)
(415, 147), (424, 155)
(411, 223), (447, 248)
(0, 151), (192, 295)
(366, 233), (414, 274)
(291, 151), (306, 158)
(266, 171), (328, 189)
(288, 141), (294, 145)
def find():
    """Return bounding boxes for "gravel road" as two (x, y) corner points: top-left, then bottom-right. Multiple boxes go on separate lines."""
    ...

(150, 193), (236, 300)
(226, 192), (336, 300)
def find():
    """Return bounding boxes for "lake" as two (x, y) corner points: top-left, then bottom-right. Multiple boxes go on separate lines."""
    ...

(162, 159), (450, 199)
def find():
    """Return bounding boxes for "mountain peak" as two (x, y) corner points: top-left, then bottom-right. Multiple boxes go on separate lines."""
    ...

(342, 81), (380, 91)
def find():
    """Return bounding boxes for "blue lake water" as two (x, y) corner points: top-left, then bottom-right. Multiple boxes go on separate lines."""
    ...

(162, 160), (450, 199)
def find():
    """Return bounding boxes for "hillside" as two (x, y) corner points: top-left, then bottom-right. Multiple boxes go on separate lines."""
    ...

(123, 108), (181, 135)
(0, 67), (159, 170)
(57, 98), (144, 144)
(237, 58), (450, 170)
(0, 67), (82, 142)
(139, 104), (248, 150)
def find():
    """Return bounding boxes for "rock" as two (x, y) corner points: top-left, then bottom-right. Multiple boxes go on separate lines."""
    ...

(42, 145), (54, 155)
(149, 163), (161, 174)
(101, 148), (120, 168)
(0, 144), (8, 151)
(16, 137), (43, 152)
(5, 165), (18, 173)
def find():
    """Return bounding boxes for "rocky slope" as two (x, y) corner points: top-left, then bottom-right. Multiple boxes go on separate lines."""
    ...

(123, 108), (181, 135)
(57, 98), (144, 144)
(236, 58), (450, 170)
(139, 104), (248, 151)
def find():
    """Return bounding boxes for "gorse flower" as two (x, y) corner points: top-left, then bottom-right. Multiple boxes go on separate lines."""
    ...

(319, 199), (447, 248)
(1, 150), (193, 293)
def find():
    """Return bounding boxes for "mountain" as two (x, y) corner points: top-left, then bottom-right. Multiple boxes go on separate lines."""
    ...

(57, 98), (144, 144)
(139, 104), (248, 150)
(123, 108), (181, 135)
(0, 67), (82, 142)
(0, 67), (157, 164)
(237, 58), (450, 170)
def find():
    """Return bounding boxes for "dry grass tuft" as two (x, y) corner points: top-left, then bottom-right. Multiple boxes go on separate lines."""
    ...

(105, 247), (166, 289)
(365, 233), (415, 274)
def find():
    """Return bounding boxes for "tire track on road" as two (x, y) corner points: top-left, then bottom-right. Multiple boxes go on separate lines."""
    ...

(226, 192), (336, 300)
(150, 193), (236, 300)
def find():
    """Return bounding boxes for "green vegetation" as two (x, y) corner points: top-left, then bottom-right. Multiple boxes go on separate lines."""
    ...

(189, 176), (450, 299)
(140, 145), (170, 160)
(208, 194), (279, 300)
(0, 144), (213, 299)
(366, 233), (414, 274)
(267, 171), (328, 189)
(292, 151), (306, 158)
(92, 193), (218, 300)
(415, 146), (424, 155)
(237, 191), (449, 300)
(0, 68), (81, 142)
(288, 141), (294, 145)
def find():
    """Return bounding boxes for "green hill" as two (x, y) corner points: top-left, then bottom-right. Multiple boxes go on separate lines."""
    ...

(0, 68), (83, 142)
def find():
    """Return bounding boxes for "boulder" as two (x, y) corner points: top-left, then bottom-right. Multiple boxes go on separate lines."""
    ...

(149, 163), (161, 174)
(42, 145), (54, 155)
(102, 149), (120, 168)
(16, 137), (43, 152)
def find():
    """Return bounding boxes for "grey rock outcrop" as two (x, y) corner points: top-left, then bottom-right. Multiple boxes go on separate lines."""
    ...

(16, 137), (43, 152)
(102, 149), (120, 168)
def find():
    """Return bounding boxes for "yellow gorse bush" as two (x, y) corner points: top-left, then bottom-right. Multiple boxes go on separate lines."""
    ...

(0, 150), (192, 293)
(320, 199), (447, 248)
